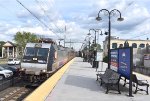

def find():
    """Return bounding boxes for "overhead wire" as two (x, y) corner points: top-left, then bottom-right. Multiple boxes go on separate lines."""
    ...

(38, 0), (69, 45)
(16, 0), (62, 39)
(34, 0), (63, 34)
(39, 0), (67, 32)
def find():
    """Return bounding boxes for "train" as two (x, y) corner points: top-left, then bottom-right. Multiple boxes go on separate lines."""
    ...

(20, 38), (75, 76)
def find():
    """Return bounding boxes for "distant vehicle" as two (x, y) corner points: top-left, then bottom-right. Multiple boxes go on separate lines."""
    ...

(7, 58), (20, 65)
(4, 66), (19, 76)
(0, 66), (13, 80)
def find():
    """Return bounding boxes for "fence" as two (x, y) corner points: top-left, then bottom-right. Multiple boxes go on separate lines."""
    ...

(133, 66), (150, 76)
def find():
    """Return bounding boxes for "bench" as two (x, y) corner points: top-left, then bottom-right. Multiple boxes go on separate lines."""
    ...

(132, 74), (149, 95)
(96, 68), (112, 81)
(96, 68), (121, 94)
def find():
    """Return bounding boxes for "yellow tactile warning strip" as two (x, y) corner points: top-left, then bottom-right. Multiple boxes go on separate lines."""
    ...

(24, 58), (75, 101)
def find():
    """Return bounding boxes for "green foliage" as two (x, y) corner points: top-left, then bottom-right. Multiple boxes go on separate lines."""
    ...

(90, 43), (101, 51)
(14, 31), (39, 57)
(103, 55), (108, 63)
(0, 41), (5, 46)
(83, 46), (88, 50)
(14, 31), (39, 48)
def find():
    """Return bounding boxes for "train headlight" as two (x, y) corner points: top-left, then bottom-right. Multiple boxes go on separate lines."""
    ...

(33, 58), (37, 60)
(42, 69), (46, 73)
(20, 68), (26, 71)
(38, 60), (46, 64)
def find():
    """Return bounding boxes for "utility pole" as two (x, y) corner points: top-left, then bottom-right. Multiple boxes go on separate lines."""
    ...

(70, 39), (71, 48)
(64, 25), (66, 47)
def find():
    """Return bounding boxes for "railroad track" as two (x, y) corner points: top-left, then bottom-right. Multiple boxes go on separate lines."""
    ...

(0, 74), (50, 101)
(0, 87), (32, 101)
(0, 70), (54, 101)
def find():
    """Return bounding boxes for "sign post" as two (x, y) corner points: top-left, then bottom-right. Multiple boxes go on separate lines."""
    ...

(110, 47), (133, 97)
(118, 47), (133, 97)
(95, 51), (103, 71)
(129, 47), (133, 97)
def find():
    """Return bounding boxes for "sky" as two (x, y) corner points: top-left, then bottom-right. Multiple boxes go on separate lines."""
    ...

(0, 0), (150, 50)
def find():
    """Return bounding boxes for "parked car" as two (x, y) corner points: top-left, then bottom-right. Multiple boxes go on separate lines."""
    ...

(0, 66), (13, 80)
(4, 66), (19, 76)
(7, 58), (20, 65)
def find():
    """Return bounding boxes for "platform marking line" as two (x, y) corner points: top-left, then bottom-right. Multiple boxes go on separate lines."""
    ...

(24, 58), (75, 101)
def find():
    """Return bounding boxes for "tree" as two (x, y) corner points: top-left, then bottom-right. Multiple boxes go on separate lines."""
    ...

(14, 31), (39, 56)
(103, 55), (108, 63)
(90, 43), (101, 51)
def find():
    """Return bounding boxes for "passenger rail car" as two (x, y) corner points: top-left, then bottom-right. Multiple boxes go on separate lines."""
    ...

(21, 40), (75, 76)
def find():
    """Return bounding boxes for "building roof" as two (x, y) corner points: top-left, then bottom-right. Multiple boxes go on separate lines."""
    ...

(39, 38), (57, 44)
(3, 41), (16, 47)
(104, 36), (150, 42)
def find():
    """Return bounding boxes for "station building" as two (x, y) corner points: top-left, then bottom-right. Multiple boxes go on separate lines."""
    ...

(103, 36), (150, 67)
(0, 41), (18, 58)
(103, 36), (150, 56)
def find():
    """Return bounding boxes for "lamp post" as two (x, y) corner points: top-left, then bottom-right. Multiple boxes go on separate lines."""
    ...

(87, 35), (94, 51)
(88, 29), (102, 68)
(58, 39), (64, 46)
(82, 35), (91, 62)
(96, 9), (124, 69)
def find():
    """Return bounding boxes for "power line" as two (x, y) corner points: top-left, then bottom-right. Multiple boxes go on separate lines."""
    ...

(39, 0), (67, 42)
(124, 1), (135, 11)
(34, 0), (63, 33)
(16, 0), (62, 39)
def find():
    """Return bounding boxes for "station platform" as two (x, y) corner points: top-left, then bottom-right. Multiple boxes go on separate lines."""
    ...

(45, 57), (150, 101)
(25, 57), (150, 101)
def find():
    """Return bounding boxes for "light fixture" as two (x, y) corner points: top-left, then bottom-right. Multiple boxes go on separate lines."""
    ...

(96, 15), (102, 21)
(117, 17), (124, 21)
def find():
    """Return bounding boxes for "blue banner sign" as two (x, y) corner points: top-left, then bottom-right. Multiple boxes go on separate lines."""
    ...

(118, 48), (131, 79)
(110, 50), (118, 72)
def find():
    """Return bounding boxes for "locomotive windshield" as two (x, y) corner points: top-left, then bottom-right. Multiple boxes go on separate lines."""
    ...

(25, 47), (49, 57)
(23, 47), (49, 64)
(25, 47), (35, 56)
(37, 48), (49, 57)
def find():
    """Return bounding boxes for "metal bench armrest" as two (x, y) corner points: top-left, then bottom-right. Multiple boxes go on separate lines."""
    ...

(97, 71), (105, 73)
(96, 71), (105, 75)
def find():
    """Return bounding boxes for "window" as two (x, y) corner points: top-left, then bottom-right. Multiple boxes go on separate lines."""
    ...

(25, 47), (36, 56)
(119, 44), (123, 48)
(139, 43), (145, 48)
(132, 43), (137, 48)
(124, 41), (129, 47)
(37, 48), (49, 57)
(112, 43), (117, 48)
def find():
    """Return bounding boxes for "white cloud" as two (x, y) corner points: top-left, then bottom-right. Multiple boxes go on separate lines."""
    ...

(1, 0), (150, 50)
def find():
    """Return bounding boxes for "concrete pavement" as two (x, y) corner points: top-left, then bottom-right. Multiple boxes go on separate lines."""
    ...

(46, 57), (150, 101)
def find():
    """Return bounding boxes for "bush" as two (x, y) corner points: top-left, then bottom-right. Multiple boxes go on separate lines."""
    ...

(103, 55), (108, 63)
